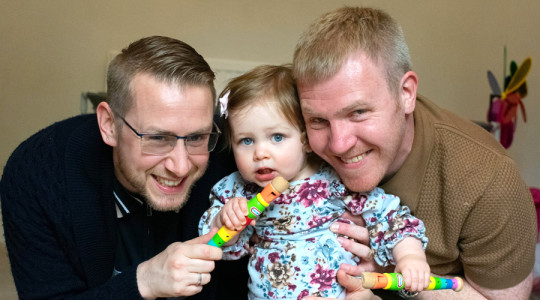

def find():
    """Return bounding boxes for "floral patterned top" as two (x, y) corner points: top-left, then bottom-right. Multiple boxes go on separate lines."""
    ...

(199, 164), (427, 300)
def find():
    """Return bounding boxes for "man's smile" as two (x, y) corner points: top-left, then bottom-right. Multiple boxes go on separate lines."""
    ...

(340, 150), (372, 164)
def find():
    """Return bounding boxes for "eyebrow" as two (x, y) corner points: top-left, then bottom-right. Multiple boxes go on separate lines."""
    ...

(145, 124), (213, 136)
(300, 104), (317, 116)
(233, 125), (292, 137)
(336, 102), (365, 115)
(302, 101), (363, 118)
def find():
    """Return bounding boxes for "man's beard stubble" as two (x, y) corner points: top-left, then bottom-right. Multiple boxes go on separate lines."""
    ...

(115, 155), (207, 213)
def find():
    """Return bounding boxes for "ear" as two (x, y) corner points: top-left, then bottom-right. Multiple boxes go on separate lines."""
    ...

(96, 102), (118, 147)
(301, 132), (312, 154)
(399, 71), (418, 114)
(303, 142), (313, 154)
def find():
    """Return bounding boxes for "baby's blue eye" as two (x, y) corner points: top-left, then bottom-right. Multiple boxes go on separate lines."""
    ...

(241, 138), (253, 145)
(272, 134), (284, 142)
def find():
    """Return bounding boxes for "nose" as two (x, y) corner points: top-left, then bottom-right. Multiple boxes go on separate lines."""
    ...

(253, 142), (270, 161)
(328, 121), (356, 155)
(164, 141), (192, 177)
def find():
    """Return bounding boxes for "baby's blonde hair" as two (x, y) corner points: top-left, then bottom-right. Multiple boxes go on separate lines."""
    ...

(220, 64), (306, 150)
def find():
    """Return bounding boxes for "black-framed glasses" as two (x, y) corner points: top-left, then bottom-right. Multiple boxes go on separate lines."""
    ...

(117, 115), (221, 155)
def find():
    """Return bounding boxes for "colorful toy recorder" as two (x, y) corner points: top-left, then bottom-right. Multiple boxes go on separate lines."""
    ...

(207, 176), (290, 247)
(360, 272), (463, 292)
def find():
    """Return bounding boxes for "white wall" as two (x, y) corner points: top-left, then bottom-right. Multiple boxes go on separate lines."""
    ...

(1, 0), (539, 188)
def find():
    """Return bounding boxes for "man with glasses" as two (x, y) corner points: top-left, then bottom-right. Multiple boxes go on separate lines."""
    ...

(0, 36), (248, 299)
(115, 115), (221, 158)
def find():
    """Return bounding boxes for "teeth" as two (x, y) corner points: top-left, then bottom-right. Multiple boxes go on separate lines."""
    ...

(342, 153), (366, 164)
(157, 177), (181, 187)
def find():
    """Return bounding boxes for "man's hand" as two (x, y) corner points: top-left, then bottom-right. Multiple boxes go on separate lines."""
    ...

(304, 269), (381, 300)
(136, 228), (222, 299)
(332, 211), (379, 276)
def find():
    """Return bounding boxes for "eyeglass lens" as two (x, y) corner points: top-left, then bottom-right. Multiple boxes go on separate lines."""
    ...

(140, 133), (219, 155)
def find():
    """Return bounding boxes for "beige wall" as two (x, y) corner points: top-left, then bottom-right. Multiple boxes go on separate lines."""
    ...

(1, 0), (539, 189)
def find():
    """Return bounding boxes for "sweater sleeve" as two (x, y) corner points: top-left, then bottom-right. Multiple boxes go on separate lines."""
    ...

(458, 157), (536, 288)
(345, 188), (428, 266)
(0, 118), (145, 300)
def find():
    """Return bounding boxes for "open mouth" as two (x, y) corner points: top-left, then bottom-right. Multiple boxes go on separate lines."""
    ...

(154, 175), (182, 187)
(257, 168), (273, 175)
(255, 168), (275, 182)
(341, 150), (372, 164)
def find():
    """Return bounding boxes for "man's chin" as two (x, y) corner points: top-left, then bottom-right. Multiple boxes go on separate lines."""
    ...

(145, 192), (190, 212)
(144, 170), (204, 212)
(341, 177), (378, 193)
(148, 199), (187, 212)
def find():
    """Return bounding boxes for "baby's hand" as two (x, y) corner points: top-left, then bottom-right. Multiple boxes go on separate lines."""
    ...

(395, 254), (430, 292)
(217, 197), (250, 231)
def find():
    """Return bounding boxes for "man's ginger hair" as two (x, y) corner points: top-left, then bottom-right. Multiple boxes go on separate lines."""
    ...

(293, 7), (412, 98)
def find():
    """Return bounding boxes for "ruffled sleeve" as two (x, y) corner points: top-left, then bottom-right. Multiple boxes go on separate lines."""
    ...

(349, 188), (428, 266)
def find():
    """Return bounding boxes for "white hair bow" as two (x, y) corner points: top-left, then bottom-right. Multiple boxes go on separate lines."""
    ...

(219, 91), (230, 119)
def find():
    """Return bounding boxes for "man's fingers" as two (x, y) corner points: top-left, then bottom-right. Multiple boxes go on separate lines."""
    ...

(337, 269), (365, 293)
(189, 272), (211, 287)
(331, 221), (369, 245)
(341, 211), (366, 227)
(337, 236), (372, 260)
(182, 229), (222, 260)
(186, 228), (219, 245)
(339, 262), (366, 277)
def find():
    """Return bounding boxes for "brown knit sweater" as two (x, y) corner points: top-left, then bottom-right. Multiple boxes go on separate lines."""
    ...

(381, 95), (537, 289)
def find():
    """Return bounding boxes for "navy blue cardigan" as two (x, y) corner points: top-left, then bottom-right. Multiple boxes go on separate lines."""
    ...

(0, 114), (248, 299)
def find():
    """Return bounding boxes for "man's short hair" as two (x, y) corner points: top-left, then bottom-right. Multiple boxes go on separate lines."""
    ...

(107, 36), (216, 116)
(293, 7), (411, 98)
